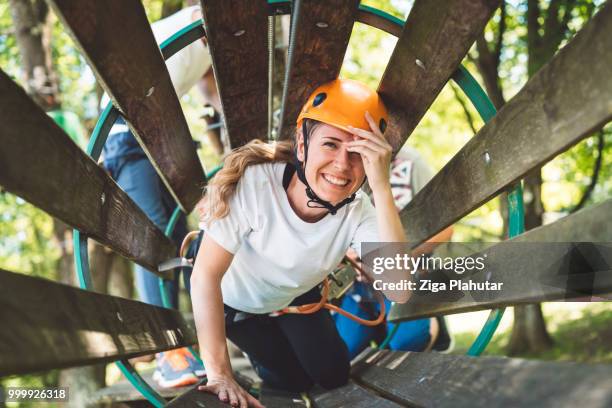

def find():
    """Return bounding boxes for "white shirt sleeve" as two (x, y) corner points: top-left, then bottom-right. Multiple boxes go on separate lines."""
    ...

(205, 181), (253, 254)
(350, 196), (379, 259)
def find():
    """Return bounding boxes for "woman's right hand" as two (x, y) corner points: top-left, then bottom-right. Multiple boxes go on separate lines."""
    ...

(198, 373), (265, 408)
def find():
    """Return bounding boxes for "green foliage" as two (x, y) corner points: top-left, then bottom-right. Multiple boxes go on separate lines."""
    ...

(0, 193), (59, 279)
(453, 304), (612, 364)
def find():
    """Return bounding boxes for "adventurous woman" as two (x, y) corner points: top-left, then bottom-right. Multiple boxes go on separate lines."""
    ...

(190, 79), (409, 407)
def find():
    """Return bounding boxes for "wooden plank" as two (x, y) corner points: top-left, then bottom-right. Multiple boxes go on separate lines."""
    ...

(0, 71), (175, 273)
(259, 385), (305, 408)
(0, 269), (196, 376)
(401, 2), (612, 244)
(166, 385), (228, 408)
(388, 199), (612, 323)
(311, 381), (402, 408)
(48, 0), (205, 212)
(352, 349), (612, 407)
(277, 0), (360, 140)
(379, 0), (500, 151)
(167, 373), (254, 407)
(201, 0), (269, 148)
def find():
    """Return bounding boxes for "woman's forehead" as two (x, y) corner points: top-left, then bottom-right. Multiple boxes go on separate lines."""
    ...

(311, 123), (353, 141)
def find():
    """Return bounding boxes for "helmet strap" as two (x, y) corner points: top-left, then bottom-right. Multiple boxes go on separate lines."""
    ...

(293, 121), (357, 216)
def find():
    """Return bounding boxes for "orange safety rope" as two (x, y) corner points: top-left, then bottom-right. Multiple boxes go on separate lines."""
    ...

(181, 232), (386, 327)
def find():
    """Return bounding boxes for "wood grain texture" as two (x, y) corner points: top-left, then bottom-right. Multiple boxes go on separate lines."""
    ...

(0, 71), (175, 273)
(389, 199), (612, 323)
(311, 381), (403, 408)
(200, 0), (269, 148)
(0, 269), (196, 376)
(277, 0), (360, 140)
(48, 0), (205, 212)
(167, 373), (253, 407)
(401, 2), (612, 243)
(379, 0), (500, 151)
(259, 386), (304, 408)
(166, 383), (230, 407)
(352, 349), (612, 407)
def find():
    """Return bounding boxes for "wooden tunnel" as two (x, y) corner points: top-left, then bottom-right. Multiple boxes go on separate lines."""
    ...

(0, 0), (611, 406)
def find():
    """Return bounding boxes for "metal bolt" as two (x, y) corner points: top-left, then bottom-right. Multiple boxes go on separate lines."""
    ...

(100, 192), (106, 205)
(415, 59), (426, 70)
(484, 151), (491, 165)
(116, 312), (123, 322)
(233, 29), (246, 37)
(316, 22), (329, 28)
(145, 87), (155, 97)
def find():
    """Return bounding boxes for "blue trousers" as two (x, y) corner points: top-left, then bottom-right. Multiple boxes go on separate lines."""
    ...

(106, 155), (189, 308)
(334, 282), (431, 359)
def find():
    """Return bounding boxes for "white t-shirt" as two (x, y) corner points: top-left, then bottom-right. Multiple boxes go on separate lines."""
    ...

(205, 162), (379, 314)
(151, 6), (211, 97)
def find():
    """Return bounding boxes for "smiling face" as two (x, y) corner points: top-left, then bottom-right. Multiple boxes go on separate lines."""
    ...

(296, 122), (366, 205)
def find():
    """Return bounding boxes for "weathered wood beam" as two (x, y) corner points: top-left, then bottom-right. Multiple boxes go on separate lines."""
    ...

(259, 386), (305, 408)
(352, 349), (612, 407)
(200, 0), (269, 148)
(167, 388), (231, 407)
(48, 0), (205, 212)
(311, 381), (403, 408)
(0, 269), (196, 376)
(277, 0), (360, 140)
(401, 2), (612, 243)
(389, 199), (612, 323)
(379, 0), (500, 151)
(0, 71), (175, 273)
(167, 372), (253, 407)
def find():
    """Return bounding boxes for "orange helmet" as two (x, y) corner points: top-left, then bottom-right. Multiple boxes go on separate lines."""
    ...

(297, 79), (389, 134)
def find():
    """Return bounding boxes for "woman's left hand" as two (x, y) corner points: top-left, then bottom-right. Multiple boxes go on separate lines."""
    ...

(346, 111), (393, 193)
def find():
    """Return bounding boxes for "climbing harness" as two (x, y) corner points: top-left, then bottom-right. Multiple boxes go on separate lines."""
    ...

(175, 231), (386, 327)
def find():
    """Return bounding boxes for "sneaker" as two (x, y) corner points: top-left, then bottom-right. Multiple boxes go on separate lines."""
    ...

(432, 316), (454, 353)
(153, 348), (199, 388)
(185, 349), (206, 377)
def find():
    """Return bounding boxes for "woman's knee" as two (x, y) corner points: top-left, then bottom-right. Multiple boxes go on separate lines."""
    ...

(313, 355), (350, 389)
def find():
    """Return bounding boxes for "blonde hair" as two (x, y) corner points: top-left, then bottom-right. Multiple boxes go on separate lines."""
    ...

(198, 139), (294, 224)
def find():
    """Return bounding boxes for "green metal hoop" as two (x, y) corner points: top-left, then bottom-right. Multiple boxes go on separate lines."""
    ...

(75, 4), (524, 404)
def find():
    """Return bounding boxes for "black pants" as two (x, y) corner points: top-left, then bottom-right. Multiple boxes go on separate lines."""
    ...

(224, 288), (350, 392)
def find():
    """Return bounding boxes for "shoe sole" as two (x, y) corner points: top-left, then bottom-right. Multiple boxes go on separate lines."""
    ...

(156, 373), (199, 388)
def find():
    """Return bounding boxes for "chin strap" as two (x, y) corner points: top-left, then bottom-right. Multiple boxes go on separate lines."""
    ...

(293, 121), (357, 215)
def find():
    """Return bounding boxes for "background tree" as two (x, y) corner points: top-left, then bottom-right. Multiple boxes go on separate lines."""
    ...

(473, 0), (605, 354)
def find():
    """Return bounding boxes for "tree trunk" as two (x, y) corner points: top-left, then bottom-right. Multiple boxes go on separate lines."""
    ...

(8, 0), (59, 110)
(473, 0), (554, 354)
(505, 0), (586, 355)
(507, 304), (553, 355)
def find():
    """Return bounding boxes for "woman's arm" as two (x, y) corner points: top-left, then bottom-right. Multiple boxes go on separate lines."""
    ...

(347, 112), (410, 303)
(190, 235), (263, 408)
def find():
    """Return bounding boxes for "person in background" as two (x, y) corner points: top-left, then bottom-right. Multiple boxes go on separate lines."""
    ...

(334, 146), (454, 358)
